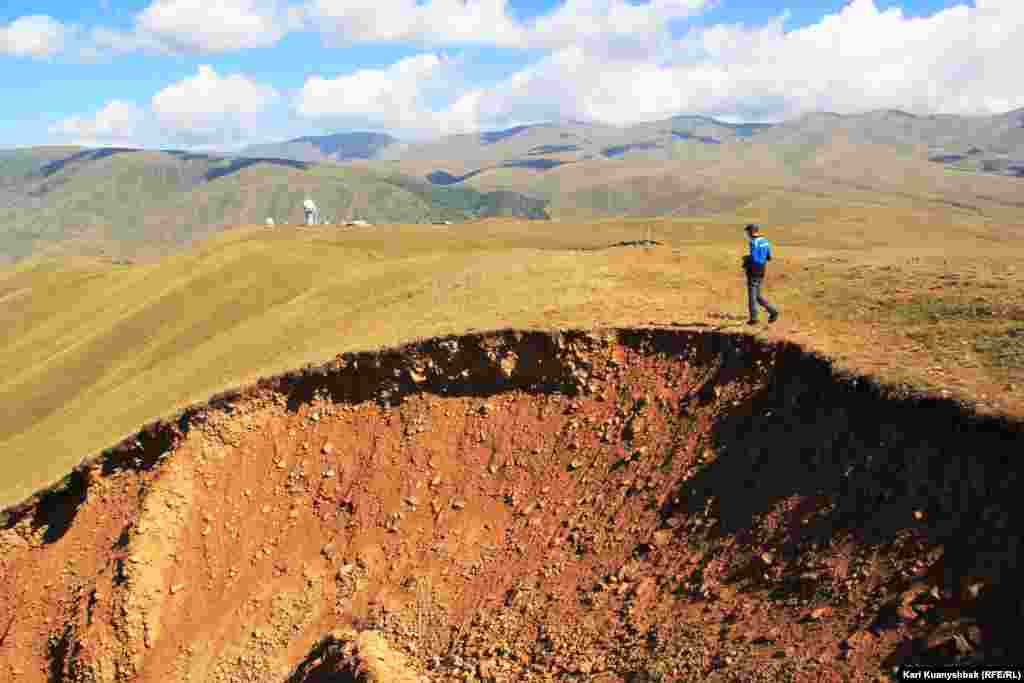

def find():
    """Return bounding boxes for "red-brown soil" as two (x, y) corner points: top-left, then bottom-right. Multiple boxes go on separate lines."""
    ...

(1, 328), (1021, 681)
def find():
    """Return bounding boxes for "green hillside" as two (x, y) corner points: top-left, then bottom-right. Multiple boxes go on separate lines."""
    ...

(0, 148), (550, 262)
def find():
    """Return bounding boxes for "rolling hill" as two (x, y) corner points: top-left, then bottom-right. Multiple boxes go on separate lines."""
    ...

(247, 109), (1024, 178)
(0, 147), (550, 263)
(337, 109), (1024, 222)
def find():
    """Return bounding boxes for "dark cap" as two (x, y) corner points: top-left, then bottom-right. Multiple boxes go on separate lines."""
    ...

(744, 223), (761, 234)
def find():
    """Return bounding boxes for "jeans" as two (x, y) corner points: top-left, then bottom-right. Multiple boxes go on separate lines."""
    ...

(747, 275), (777, 321)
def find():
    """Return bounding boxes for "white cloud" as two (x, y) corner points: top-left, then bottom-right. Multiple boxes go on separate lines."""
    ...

(422, 0), (1024, 132)
(662, 0), (1024, 119)
(5, 0), (709, 59)
(49, 100), (147, 145)
(52, 66), (280, 148)
(294, 53), (467, 137)
(5, 0), (302, 59)
(302, 0), (715, 50)
(0, 14), (71, 58)
(136, 0), (298, 52)
(151, 65), (280, 143)
(526, 0), (710, 53)
(304, 0), (527, 47)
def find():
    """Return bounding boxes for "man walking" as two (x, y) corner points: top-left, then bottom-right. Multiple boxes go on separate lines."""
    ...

(743, 223), (779, 325)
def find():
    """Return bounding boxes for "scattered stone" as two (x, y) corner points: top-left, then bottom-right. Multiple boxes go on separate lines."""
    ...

(170, 583), (184, 595)
(808, 606), (833, 621)
(322, 442), (335, 454)
(843, 631), (875, 650)
(452, 500), (466, 510)
(651, 529), (673, 547)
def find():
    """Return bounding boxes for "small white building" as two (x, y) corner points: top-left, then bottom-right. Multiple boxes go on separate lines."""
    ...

(302, 198), (320, 225)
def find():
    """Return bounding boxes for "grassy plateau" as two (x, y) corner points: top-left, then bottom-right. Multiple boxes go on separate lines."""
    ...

(1, 205), (1022, 508)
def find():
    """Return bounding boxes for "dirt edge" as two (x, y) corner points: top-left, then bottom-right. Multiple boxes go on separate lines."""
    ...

(4, 326), (1017, 534)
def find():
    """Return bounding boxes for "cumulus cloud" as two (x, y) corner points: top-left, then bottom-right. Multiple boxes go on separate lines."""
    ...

(423, 0), (1024, 132)
(662, 0), (1024, 119)
(49, 100), (147, 145)
(3, 1), (302, 59)
(301, 0), (712, 50)
(0, 15), (71, 58)
(526, 0), (710, 53)
(303, 0), (527, 47)
(294, 53), (468, 137)
(52, 66), (279, 148)
(137, 0), (300, 52)
(3, 0), (715, 58)
(151, 65), (280, 143)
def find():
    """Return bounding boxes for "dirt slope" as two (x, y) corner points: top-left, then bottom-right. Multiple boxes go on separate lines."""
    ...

(1, 328), (1021, 681)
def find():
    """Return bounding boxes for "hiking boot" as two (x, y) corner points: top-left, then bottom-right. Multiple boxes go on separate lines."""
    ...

(768, 311), (779, 323)
(747, 319), (758, 325)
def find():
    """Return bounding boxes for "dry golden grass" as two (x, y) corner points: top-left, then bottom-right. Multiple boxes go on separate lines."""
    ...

(1, 207), (1022, 507)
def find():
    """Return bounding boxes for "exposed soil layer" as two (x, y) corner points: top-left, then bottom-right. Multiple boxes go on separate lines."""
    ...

(1, 328), (1022, 682)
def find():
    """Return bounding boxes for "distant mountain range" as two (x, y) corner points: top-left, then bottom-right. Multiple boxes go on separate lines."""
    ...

(238, 109), (1024, 177)
(2, 108), (1022, 264)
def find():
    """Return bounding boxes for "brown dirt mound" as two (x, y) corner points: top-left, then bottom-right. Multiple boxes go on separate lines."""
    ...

(1, 328), (1021, 682)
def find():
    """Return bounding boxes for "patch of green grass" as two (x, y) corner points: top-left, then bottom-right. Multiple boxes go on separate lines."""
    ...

(888, 297), (998, 324)
(609, 457), (630, 472)
(974, 328), (1024, 369)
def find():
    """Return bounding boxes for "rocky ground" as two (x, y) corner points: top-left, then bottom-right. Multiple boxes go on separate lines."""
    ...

(1, 328), (1020, 681)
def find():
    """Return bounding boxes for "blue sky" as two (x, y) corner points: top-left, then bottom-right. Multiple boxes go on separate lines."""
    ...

(3, 0), (1017, 150)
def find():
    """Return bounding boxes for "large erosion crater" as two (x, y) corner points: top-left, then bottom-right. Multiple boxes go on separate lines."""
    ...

(1, 328), (1021, 682)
